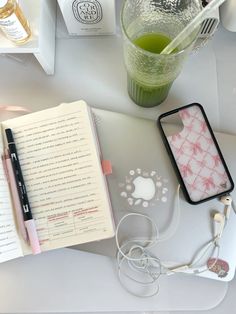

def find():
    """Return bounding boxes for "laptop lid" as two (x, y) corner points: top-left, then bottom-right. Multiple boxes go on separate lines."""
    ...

(71, 107), (236, 282)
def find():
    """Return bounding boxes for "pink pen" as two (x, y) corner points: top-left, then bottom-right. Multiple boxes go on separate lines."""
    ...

(5, 150), (41, 254)
(5, 128), (41, 255)
(2, 149), (28, 243)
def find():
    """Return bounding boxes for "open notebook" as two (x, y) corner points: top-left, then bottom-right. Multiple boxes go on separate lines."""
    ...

(0, 100), (114, 263)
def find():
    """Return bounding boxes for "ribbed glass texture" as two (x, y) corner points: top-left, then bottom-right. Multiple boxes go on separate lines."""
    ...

(121, 0), (202, 107)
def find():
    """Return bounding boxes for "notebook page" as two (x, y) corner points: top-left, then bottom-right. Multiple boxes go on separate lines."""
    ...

(0, 131), (23, 262)
(2, 101), (114, 252)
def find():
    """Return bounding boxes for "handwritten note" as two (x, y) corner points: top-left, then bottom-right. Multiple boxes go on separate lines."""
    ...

(2, 101), (114, 252)
(0, 131), (23, 263)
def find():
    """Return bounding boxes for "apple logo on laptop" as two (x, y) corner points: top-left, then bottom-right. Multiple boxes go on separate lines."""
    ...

(119, 168), (168, 208)
(131, 176), (155, 201)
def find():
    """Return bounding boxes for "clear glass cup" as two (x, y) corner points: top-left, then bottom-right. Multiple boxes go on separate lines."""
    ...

(120, 0), (203, 108)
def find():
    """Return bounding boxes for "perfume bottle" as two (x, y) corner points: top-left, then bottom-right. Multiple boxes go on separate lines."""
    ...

(0, 0), (31, 44)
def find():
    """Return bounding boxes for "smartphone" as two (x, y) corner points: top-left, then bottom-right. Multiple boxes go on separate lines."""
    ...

(158, 103), (234, 204)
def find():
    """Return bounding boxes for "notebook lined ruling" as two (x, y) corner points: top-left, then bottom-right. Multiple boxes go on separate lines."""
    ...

(0, 100), (115, 263)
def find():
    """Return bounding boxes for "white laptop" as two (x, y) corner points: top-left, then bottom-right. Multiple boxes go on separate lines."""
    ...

(71, 107), (236, 282)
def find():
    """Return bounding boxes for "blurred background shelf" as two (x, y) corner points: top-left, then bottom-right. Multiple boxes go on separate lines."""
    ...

(0, 0), (56, 74)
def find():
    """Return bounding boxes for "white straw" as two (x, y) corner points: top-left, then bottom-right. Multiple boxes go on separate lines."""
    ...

(161, 0), (226, 54)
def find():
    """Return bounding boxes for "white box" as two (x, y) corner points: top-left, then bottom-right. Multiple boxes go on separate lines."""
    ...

(57, 0), (116, 36)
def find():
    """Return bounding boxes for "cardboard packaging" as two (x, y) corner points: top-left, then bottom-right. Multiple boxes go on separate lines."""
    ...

(58, 0), (116, 36)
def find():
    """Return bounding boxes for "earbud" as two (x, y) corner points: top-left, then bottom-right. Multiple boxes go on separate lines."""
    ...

(220, 195), (232, 220)
(214, 212), (225, 239)
(214, 212), (225, 224)
(220, 195), (232, 206)
(212, 194), (233, 240)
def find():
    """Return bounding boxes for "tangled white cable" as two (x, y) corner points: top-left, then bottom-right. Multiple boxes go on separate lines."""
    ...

(115, 192), (233, 297)
(116, 213), (162, 297)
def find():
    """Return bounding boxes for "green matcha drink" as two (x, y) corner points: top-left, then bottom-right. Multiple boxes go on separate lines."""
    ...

(128, 33), (174, 108)
(134, 33), (172, 54)
(121, 0), (202, 108)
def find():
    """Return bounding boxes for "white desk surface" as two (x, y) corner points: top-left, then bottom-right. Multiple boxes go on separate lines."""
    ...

(0, 2), (236, 313)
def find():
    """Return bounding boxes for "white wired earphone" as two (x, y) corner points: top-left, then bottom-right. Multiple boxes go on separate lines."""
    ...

(115, 189), (234, 298)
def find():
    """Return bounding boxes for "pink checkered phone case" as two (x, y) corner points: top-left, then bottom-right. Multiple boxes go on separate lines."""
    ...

(158, 103), (234, 204)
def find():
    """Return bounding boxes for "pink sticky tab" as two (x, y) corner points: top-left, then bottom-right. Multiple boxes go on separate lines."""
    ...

(101, 160), (112, 175)
(25, 220), (41, 255)
(0, 105), (30, 113)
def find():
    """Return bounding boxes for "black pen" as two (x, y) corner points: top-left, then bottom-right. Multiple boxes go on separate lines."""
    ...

(5, 128), (41, 255)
